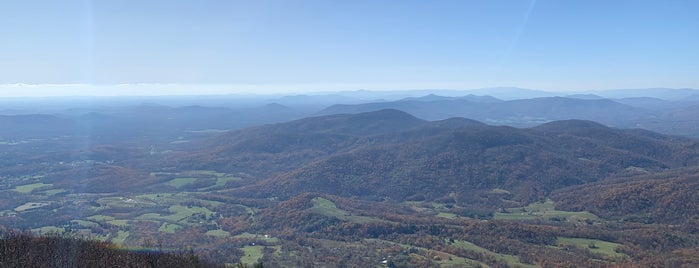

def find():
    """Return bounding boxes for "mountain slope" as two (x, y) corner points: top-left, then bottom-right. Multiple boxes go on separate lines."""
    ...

(178, 109), (428, 176)
(180, 111), (699, 207)
(552, 171), (699, 224)
(243, 123), (696, 206)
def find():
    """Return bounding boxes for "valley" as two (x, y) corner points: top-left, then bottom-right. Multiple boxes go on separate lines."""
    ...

(1, 100), (698, 267)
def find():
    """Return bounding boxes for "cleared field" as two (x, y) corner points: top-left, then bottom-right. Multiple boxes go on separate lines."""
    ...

(165, 205), (214, 222)
(111, 230), (129, 245)
(365, 239), (489, 268)
(132, 192), (222, 207)
(205, 229), (230, 238)
(240, 246), (263, 265)
(14, 183), (52, 194)
(556, 237), (627, 259)
(0, 210), (17, 217)
(138, 205), (214, 224)
(438, 254), (485, 268)
(451, 239), (538, 268)
(199, 176), (242, 191)
(159, 223), (182, 233)
(186, 170), (227, 177)
(186, 129), (228, 134)
(309, 197), (381, 224)
(494, 199), (598, 222)
(136, 213), (162, 220)
(404, 201), (475, 220)
(87, 215), (115, 221)
(167, 178), (197, 188)
(437, 212), (459, 219)
(136, 193), (173, 199)
(32, 226), (64, 235)
(106, 220), (130, 226)
(14, 202), (50, 212)
(153, 170), (241, 191)
(233, 232), (279, 243)
(71, 220), (99, 228)
(96, 196), (149, 208)
(43, 189), (66, 195)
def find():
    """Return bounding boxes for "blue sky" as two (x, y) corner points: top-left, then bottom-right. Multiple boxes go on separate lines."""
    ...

(1, 0), (698, 96)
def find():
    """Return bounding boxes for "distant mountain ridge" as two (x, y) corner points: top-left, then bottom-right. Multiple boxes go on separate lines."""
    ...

(0, 103), (308, 143)
(318, 96), (651, 128)
(591, 88), (699, 100)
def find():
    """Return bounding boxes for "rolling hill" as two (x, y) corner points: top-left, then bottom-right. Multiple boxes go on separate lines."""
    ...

(176, 109), (699, 208)
(552, 171), (699, 225)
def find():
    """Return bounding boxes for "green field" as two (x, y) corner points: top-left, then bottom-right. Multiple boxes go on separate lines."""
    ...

(199, 176), (241, 191)
(165, 205), (214, 222)
(433, 253), (482, 268)
(87, 215), (115, 222)
(14, 183), (52, 193)
(162, 170), (241, 191)
(240, 246), (263, 265)
(233, 232), (279, 243)
(494, 199), (598, 222)
(96, 196), (147, 208)
(205, 229), (230, 238)
(136, 193), (173, 199)
(404, 201), (474, 220)
(309, 197), (380, 224)
(112, 230), (129, 245)
(366, 239), (490, 268)
(71, 220), (100, 228)
(32, 226), (64, 235)
(436, 212), (459, 219)
(167, 178), (197, 188)
(137, 205), (214, 224)
(43, 189), (66, 195)
(451, 239), (538, 268)
(106, 220), (130, 227)
(182, 170), (227, 177)
(14, 202), (50, 212)
(133, 192), (223, 206)
(158, 223), (183, 233)
(556, 237), (627, 259)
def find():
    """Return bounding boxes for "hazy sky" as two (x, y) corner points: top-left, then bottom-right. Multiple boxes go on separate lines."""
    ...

(1, 0), (698, 96)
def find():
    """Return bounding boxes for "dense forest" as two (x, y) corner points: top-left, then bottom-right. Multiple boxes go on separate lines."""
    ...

(0, 230), (225, 268)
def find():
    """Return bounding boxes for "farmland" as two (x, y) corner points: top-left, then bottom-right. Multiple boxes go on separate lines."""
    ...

(494, 199), (599, 222)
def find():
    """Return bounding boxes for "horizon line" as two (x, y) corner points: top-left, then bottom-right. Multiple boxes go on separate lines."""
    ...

(1, 83), (697, 99)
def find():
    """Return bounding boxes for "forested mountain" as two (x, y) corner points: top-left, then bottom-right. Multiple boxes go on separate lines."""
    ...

(176, 110), (699, 209)
(552, 171), (699, 225)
